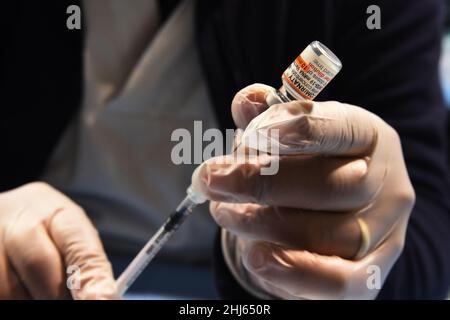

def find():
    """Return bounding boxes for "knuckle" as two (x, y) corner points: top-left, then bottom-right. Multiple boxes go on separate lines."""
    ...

(70, 204), (88, 217)
(386, 124), (401, 143)
(403, 185), (416, 209)
(382, 123), (403, 151)
(392, 237), (406, 259)
(346, 161), (371, 194)
(22, 181), (54, 194)
(21, 182), (70, 205)
(394, 183), (416, 214)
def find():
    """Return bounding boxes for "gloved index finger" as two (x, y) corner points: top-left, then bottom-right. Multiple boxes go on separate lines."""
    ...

(193, 154), (375, 211)
(242, 100), (379, 157)
(48, 207), (118, 300)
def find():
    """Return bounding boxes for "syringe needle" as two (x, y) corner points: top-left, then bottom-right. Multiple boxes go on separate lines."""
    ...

(116, 186), (205, 296)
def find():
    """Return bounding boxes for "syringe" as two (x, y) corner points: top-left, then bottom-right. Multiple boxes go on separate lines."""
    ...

(116, 184), (207, 296)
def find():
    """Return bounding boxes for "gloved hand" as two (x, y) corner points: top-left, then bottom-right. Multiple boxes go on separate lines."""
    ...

(192, 84), (415, 299)
(0, 182), (117, 299)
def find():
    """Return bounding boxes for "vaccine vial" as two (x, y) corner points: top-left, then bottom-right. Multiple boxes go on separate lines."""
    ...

(266, 41), (342, 106)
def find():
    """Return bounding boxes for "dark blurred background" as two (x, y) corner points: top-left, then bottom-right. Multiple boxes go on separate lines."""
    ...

(441, 0), (450, 106)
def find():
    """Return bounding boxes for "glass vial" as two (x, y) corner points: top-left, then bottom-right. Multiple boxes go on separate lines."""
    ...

(266, 41), (343, 106)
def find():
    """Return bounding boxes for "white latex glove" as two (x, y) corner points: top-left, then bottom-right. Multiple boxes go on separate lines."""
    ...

(0, 182), (117, 299)
(193, 84), (415, 299)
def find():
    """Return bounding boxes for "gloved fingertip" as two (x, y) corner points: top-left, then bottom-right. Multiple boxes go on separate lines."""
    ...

(72, 277), (119, 300)
(191, 161), (212, 197)
(232, 84), (275, 129)
(192, 158), (236, 199)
